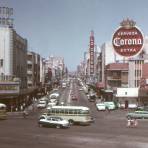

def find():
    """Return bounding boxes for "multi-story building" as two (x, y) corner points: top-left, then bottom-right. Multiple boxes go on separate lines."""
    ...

(99, 42), (124, 86)
(0, 26), (27, 88)
(0, 26), (27, 110)
(40, 57), (45, 86)
(27, 51), (40, 88)
(128, 59), (144, 87)
(45, 55), (65, 85)
(105, 63), (129, 90)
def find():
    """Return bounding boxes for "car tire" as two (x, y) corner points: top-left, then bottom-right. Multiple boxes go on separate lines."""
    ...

(56, 125), (61, 129)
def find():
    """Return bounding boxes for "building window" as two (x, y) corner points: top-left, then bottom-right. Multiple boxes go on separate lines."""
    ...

(0, 59), (3, 67)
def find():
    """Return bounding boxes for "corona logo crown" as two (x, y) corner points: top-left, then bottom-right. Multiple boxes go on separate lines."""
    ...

(120, 18), (136, 29)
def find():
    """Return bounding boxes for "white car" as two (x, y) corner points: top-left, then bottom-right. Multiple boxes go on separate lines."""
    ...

(37, 101), (47, 108)
(38, 116), (70, 128)
(39, 96), (48, 102)
(104, 102), (116, 110)
(96, 103), (106, 111)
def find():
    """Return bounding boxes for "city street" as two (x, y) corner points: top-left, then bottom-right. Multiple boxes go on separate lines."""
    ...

(1, 1), (148, 148)
(0, 87), (148, 148)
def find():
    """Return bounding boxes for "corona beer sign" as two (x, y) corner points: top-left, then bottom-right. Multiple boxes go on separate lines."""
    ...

(112, 19), (144, 57)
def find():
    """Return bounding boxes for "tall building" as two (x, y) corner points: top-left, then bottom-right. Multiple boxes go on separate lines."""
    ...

(0, 26), (27, 89)
(0, 25), (27, 111)
(40, 57), (45, 86)
(45, 55), (65, 82)
(27, 51), (40, 88)
(100, 42), (124, 86)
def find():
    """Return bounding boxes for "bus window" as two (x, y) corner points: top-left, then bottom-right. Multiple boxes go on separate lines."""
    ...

(73, 109), (78, 114)
(80, 110), (89, 114)
(52, 109), (56, 114)
(65, 109), (69, 114)
(60, 109), (65, 114)
(69, 109), (74, 114)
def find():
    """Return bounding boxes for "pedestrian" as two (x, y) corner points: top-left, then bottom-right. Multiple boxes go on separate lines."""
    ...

(20, 105), (23, 111)
(127, 118), (138, 128)
(15, 107), (18, 112)
(22, 110), (28, 118)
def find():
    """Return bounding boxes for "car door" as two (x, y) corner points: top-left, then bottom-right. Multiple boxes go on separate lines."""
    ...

(50, 117), (58, 127)
(46, 117), (52, 127)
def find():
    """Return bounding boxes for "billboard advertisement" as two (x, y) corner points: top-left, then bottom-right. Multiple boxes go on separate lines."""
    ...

(112, 19), (144, 57)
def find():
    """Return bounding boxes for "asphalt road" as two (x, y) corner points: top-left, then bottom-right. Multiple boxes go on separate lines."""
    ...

(0, 86), (148, 148)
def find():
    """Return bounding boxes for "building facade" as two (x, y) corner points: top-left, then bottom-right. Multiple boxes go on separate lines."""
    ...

(0, 26), (27, 88)
(0, 26), (28, 110)
(27, 51), (40, 88)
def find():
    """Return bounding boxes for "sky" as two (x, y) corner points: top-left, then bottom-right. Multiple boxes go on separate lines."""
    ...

(1, 0), (148, 71)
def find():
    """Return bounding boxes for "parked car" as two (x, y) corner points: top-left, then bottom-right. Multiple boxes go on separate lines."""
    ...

(38, 116), (70, 128)
(126, 110), (148, 119)
(96, 103), (106, 111)
(104, 102), (116, 110)
(96, 101), (116, 111)
(136, 106), (148, 111)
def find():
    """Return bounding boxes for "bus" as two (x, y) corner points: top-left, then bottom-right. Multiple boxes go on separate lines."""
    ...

(42, 106), (93, 125)
(0, 103), (7, 119)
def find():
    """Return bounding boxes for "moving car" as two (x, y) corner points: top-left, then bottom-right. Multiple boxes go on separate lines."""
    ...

(126, 110), (148, 119)
(37, 100), (47, 108)
(38, 116), (70, 128)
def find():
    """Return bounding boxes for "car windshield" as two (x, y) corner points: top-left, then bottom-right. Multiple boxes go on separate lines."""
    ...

(52, 117), (63, 121)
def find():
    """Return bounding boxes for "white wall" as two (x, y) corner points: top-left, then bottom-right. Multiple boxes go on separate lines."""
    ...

(0, 27), (12, 75)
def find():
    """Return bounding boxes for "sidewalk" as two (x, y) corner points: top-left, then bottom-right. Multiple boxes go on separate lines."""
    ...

(7, 102), (37, 117)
